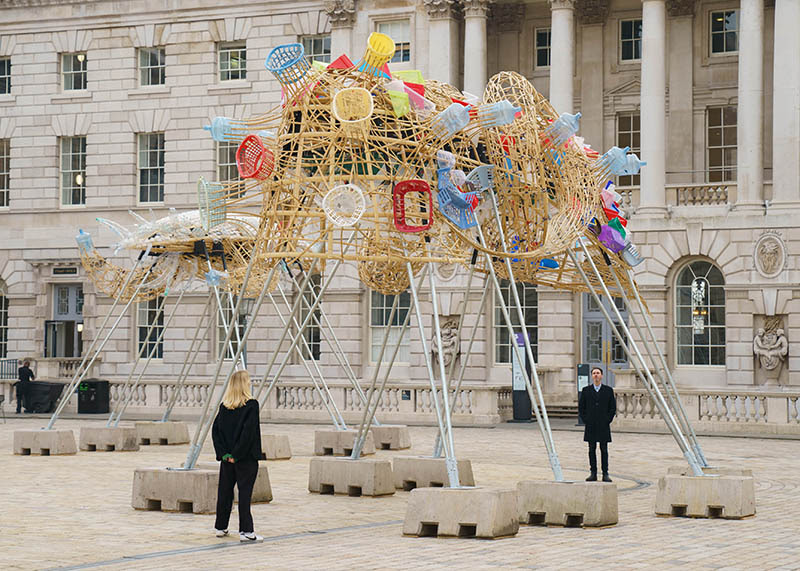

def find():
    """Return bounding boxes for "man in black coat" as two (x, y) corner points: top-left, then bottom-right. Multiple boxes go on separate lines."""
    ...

(578, 366), (616, 482)
(13, 360), (35, 414)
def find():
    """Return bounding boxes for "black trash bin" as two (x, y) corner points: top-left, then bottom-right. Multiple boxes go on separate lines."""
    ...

(77, 378), (109, 414)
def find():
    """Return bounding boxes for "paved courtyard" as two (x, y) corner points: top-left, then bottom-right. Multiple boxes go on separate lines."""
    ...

(1, 415), (798, 570)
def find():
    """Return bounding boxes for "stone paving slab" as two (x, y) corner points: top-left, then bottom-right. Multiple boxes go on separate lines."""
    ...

(1, 416), (799, 570)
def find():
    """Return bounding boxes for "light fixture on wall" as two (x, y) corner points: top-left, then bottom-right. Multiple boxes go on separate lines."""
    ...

(75, 174), (84, 186)
(76, 53), (85, 63)
(691, 279), (707, 335)
(77, 323), (84, 333)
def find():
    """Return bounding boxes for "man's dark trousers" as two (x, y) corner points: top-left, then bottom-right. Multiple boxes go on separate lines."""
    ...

(214, 460), (259, 533)
(15, 382), (28, 413)
(588, 441), (609, 474)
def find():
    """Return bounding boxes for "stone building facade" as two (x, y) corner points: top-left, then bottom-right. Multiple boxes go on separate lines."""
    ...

(0, 0), (797, 419)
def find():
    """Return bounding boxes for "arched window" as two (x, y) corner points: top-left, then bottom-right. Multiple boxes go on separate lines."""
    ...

(675, 260), (725, 366)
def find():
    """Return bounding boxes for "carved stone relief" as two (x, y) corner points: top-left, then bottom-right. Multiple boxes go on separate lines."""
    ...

(577, 0), (608, 25)
(423, 0), (458, 20)
(753, 315), (789, 386)
(323, 0), (357, 27)
(666, 0), (695, 17)
(753, 231), (786, 279)
(431, 317), (460, 371)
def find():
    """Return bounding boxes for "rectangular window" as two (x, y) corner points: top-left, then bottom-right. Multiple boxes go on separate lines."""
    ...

(137, 298), (164, 359)
(378, 20), (411, 63)
(0, 58), (10, 94)
(219, 42), (247, 81)
(710, 10), (738, 54)
(620, 19), (642, 62)
(299, 274), (322, 361)
(216, 140), (244, 198)
(217, 295), (247, 361)
(0, 139), (8, 208)
(494, 280), (538, 364)
(0, 294), (7, 358)
(138, 133), (165, 203)
(707, 106), (737, 183)
(62, 52), (87, 91)
(60, 136), (86, 206)
(139, 47), (166, 86)
(301, 35), (331, 64)
(616, 113), (641, 186)
(370, 290), (411, 362)
(535, 28), (551, 68)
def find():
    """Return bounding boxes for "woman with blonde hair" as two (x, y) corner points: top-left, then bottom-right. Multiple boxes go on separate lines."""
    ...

(212, 369), (263, 542)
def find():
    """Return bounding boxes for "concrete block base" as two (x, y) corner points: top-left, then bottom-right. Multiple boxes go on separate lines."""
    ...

(79, 426), (139, 452)
(313, 428), (375, 456)
(261, 433), (292, 460)
(369, 425), (411, 450)
(13, 429), (77, 456)
(655, 474), (756, 519)
(308, 457), (395, 497)
(668, 465), (753, 477)
(393, 456), (475, 490)
(517, 480), (618, 527)
(403, 487), (519, 539)
(135, 421), (190, 445)
(132, 463), (272, 514)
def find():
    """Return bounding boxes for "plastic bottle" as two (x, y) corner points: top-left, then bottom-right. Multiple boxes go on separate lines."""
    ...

(436, 150), (456, 169)
(450, 169), (467, 187)
(75, 229), (94, 255)
(478, 100), (522, 128)
(203, 117), (239, 142)
(544, 112), (581, 148)
(620, 153), (647, 176)
(431, 102), (471, 139)
(598, 146), (630, 176)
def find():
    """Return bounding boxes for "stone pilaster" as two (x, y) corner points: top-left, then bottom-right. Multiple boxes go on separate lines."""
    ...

(423, 0), (460, 86)
(667, 1), (694, 185)
(576, 0), (608, 25)
(323, 0), (357, 60)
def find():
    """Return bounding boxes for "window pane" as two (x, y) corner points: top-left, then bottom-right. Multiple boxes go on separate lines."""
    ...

(621, 42), (633, 61)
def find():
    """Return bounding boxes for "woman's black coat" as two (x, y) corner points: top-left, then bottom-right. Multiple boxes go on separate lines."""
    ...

(578, 384), (616, 443)
(211, 399), (262, 462)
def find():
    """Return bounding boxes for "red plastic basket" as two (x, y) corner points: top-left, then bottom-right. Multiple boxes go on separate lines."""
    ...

(393, 179), (433, 233)
(236, 134), (274, 180)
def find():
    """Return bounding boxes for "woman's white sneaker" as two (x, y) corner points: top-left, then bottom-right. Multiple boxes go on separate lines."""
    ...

(239, 532), (263, 542)
(215, 529), (228, 537)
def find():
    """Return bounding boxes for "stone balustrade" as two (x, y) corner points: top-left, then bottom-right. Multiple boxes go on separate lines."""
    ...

(616, 182), (743, 210)
(2, 377), (799, 436)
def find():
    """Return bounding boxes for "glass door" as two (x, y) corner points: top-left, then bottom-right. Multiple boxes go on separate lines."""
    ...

(582, 294), (628, 386)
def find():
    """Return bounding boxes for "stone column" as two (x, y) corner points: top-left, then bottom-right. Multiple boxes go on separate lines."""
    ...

(771, 0), (800, 206)
(462, 0), (492, 97)
(666, 1), (695, 185)
(324, 0), (357, 60)
(735, 0), (764, 210)
(548, 0), (575, 114)
(638, 0), (667, 215)
(577, 1), (608, 147)
(424, 0), (460, 86)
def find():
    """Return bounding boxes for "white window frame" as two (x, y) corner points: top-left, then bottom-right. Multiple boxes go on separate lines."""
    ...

(61, 52), (87, 91)
(674, 260), (726, 367)
(493, 280), (538, 365)
(377, 20), (411, 64)
(710, 9), (738, 55)
(0, 138), (9, 208)
(138, 132), (165, 203)
(60, 136), (87, 207)
(0, 282), (7, 359)
(218, 41), (247, 82)
(301, 35), (331, 64)
(0, 57), (10, 95)
(217, 295), (247, 361)
(534, 27), (551, 69)
(616, 112), (640, 187)
(137, 298), (164, 359)
(619, 18), (642, 63)
(298, 273), (322, 361)
(706, 105), (737, 183)
(370, 290), (411, 363)
(138, 47), (166, 87)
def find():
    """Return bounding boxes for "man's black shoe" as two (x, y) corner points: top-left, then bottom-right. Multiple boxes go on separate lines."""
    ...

(602, 473), (612, 482)
(585, 472), (597, 482)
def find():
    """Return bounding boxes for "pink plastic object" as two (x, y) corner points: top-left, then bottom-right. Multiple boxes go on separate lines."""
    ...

(393, 179), (433, 233)
(236, 135), (274, 180)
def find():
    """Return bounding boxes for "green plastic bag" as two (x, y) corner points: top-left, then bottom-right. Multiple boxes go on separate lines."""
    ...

(387, 90), (410, 118)
(608, 216), (626, 239)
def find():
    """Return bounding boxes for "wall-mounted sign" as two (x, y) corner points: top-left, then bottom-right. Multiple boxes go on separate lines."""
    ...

(53, 267), (78, 275)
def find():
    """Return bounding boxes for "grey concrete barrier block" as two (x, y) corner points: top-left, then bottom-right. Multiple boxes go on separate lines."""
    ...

(261, 433), (292, 460)
(403, 487), (519, 539)
(13, 429), (77, 456)
(308, 457), (395, 497)
(392, 456), (475, 490)
(517, 480), (618, 527)
(135, 421), (190, 445)
(667, 465), (754, 477)
(79, 426), (139, 451)
(313, 428), (375, 456)
(369, 425), (411, 450)
(654, 474), (756, 519)
(132, 463), (272, 514)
